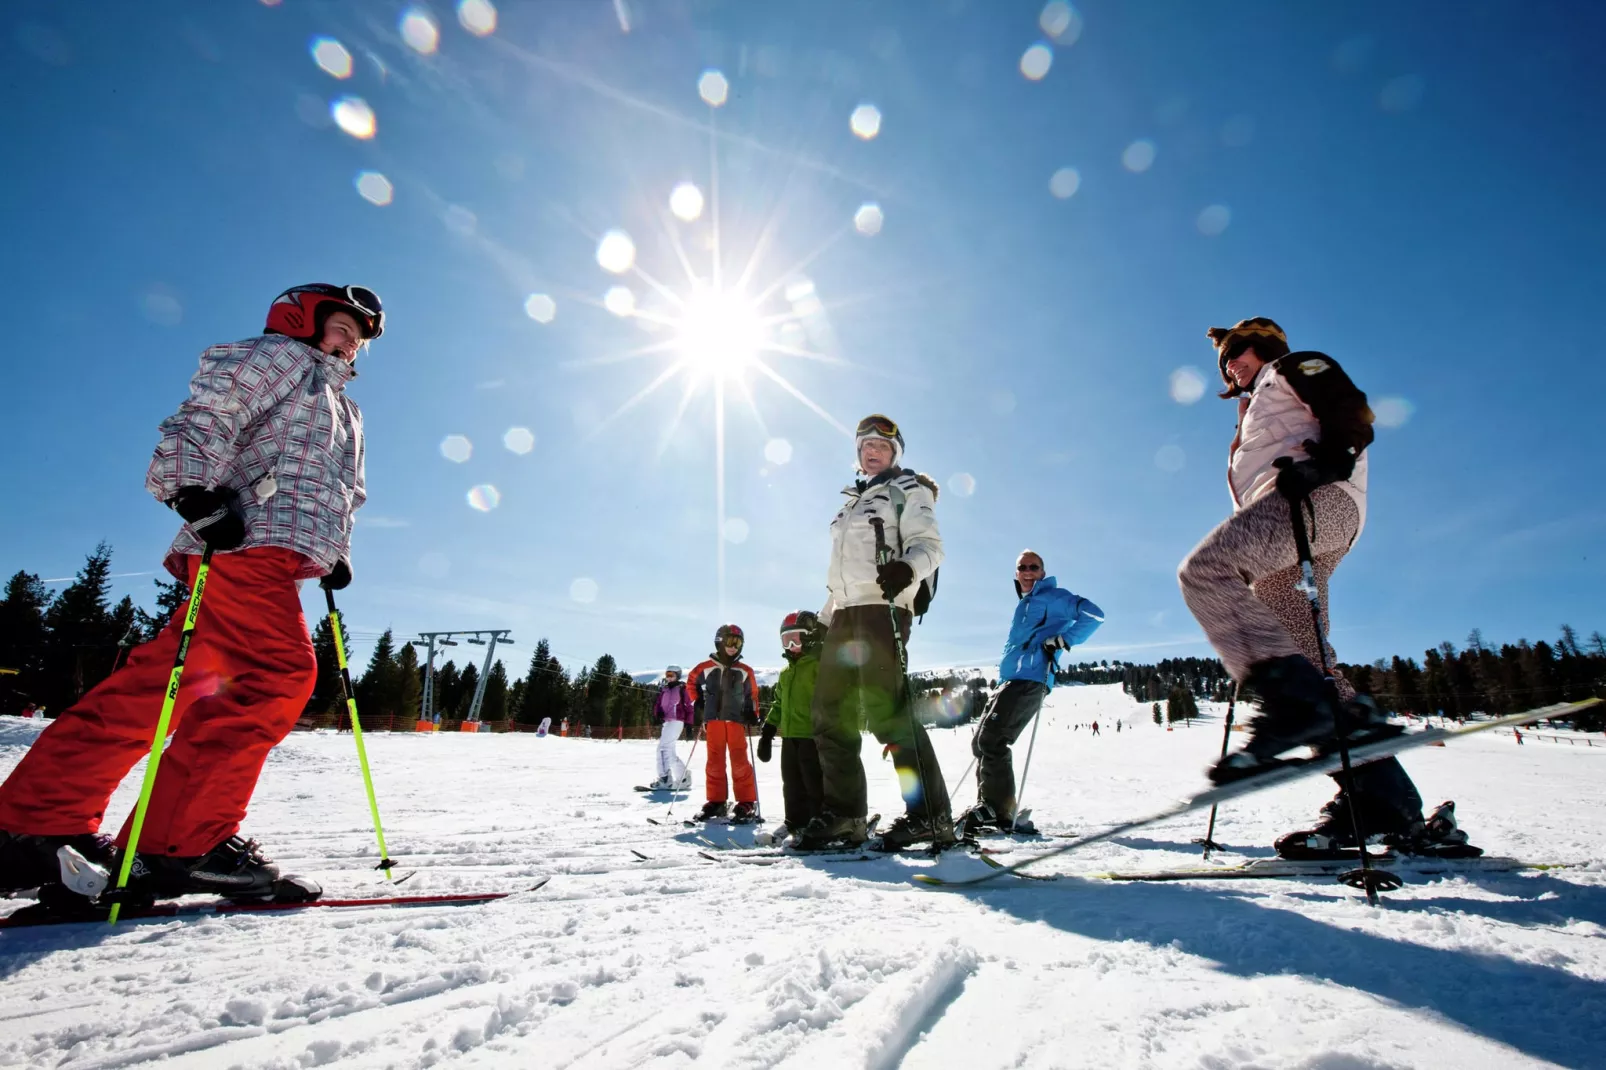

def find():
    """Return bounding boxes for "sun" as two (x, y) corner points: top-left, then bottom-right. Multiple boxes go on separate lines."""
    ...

(676, 287), (765, 377)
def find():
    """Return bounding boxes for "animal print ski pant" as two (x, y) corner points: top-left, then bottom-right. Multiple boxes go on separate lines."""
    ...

(1178, 485), (1361, 700)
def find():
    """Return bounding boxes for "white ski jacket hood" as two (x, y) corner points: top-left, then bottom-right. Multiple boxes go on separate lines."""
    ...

(821, 468), (943, 621)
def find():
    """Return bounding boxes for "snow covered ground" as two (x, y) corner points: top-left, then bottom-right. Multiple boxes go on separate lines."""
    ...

(3, 684), (1604, 1069)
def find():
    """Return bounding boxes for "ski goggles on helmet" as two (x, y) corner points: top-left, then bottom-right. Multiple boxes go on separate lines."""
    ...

(856, 414), (900, 439)
(781, 631), (806, 649)
(272, 283), (385, 340)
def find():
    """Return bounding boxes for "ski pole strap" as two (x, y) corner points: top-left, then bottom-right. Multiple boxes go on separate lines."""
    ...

(108, 545), (215, 925)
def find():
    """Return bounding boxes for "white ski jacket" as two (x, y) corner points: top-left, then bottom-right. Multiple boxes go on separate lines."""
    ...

(1230, 352), (1370, 535)
(821, 469), (943, 622)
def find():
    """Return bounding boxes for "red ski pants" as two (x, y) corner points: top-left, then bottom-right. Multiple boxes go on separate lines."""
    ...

(703, 720), (756, 804)
(0, 547), (316, 857)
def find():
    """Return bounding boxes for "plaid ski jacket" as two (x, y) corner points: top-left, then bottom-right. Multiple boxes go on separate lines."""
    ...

(145, 334), (365, 581)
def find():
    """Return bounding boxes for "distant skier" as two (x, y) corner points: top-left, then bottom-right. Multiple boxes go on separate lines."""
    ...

(759, 611), (827, 838)
(1091, 720), (1100, 736)
(687, 626), (760, 823)
(798, 414), (953, 851)
(1178, 318), (1475, 857)
(0, 283), (384, 908)
(958, 550), (1102, 837)
(646, 665), (694, 790)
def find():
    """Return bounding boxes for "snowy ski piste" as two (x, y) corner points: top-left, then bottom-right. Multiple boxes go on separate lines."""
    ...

(4, 685), (1604, 1069)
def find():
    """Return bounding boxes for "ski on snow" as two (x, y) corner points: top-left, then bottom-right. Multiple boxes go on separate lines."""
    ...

(1092, 854), (1561, 882)
(0, 878), (551, 929)
(916, 700), (1603, 888)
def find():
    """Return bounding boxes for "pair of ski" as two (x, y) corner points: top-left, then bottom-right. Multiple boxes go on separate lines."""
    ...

(0, 877), (552, 929)
(916, 701), (1601, 888)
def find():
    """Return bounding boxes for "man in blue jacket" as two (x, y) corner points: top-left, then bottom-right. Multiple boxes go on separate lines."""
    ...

(958, 550), (1103, 836)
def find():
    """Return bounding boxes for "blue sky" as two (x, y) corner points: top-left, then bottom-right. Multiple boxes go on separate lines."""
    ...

(2, 1), (1602, 679)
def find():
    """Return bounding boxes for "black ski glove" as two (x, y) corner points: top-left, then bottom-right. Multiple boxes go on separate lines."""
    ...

(876, 559), (915, 601)
(1042, 635), (1068, 657)
(1274, 440), (1354, 502)
(169, 486), (247, 551)
(320, 557), (352, 591)
(757, 723), (776, 762)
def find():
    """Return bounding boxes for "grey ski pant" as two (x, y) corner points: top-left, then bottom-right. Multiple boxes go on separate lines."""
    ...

(973, 680), (1048, 817)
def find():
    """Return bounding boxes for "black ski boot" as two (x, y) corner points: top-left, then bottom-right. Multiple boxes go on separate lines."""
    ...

(1210, 656), (1341, 783)
(1386, 801), (1482, 858)
(132, 836), (320, 902)
(695, 801), (729, 822)
(793, 812), (868, 851)
(0, 830), (113, 897)
(871, 812), (959, 853)
(730, 801), (759, 825)
(957, 803), (1005, 838)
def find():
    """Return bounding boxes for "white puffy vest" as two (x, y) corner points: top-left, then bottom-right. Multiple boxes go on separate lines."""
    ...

(1229, 362), (1368, 535)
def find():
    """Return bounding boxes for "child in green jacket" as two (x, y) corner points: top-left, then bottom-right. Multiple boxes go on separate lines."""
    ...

(759, 611), (826, 836)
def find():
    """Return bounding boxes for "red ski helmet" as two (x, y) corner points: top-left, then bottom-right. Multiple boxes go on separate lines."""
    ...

(714, 623), (744, 653)
(265, 283), (385, 344)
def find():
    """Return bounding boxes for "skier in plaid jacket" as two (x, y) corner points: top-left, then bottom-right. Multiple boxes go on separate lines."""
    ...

(0, 284), (384, 911)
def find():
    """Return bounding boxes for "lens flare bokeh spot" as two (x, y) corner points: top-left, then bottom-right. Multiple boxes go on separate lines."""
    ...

(311, 38), (353, 79)
(1049, 167), (1080, 199)
(355, 171), (393, 206)
(503, 427), (536, 454)
(457, 0), (497, 37)
(570, 577), (599, 603)
(1196, 205), (1231, 236)
(401, 9), (440, 53)
(1020, 44), (1053, 81)
(950, 473), (976, 497)
(764, 438), (793, 465)
(1169, 367), (1206, 404)
(331, 96), (376, 139)
(854, 203), (883, 236)
(440, 435), (473, 463)
(698, 69), (729, 107)
(669, 182), (705, 221)
(524, 294), (556, 323)
(1123, 140), (1156, 172)
(850, 104), (882, 140)
(467, 484), (501, 512)
(596, 230), (637, 274)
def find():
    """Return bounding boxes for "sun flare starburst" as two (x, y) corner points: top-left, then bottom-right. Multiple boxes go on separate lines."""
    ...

(566, 69), (867, 613)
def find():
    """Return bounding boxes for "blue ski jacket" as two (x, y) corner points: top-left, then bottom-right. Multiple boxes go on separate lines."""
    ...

(998, 577), (1104, 688)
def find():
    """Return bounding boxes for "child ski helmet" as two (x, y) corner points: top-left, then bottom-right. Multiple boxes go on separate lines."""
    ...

(714, 624), (744, 654)
(266, 283), (385, 343)
(779, 610), (826, 648)
(664, 664), (683, 679)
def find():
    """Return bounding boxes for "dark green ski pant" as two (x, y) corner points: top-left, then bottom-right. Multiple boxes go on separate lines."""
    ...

(811, 603), (951, 822)
(974, 679), (1048, 817)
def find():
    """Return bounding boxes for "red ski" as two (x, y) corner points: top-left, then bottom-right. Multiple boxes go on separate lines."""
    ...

(0, 877), (550, 929)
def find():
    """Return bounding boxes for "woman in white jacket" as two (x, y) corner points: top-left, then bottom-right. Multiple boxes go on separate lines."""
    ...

(796, 415), (954, 852)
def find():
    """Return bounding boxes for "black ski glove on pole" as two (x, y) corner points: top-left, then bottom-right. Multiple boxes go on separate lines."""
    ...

(876, 560), (915, 601)
(757, 723), (776, 762)
(168, 486), (247, 550)
(1274, 440), (1355, 502)
(320, 558), (353, 591)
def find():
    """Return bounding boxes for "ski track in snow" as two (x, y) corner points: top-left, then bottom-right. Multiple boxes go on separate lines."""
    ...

(2, 685), (1605, 1069)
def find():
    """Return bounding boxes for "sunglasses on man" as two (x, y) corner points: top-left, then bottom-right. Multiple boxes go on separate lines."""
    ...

(1016, 562), (1043, 573)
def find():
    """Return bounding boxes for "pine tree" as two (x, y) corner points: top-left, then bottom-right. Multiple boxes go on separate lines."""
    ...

(1151, 701), (1161, 726)
(452, 663), (479, 719)
(357, 629), (400, 721)
(481, 659), (509, 722)
(0, 570), (52, 712)
(305, 616), (343, 719)
(135, 576), (191, 640)
(396, 641), (422, 723)
(41, 542), (116, 711)
(587, 654), (617, 727)
(434, 661), (460, 720)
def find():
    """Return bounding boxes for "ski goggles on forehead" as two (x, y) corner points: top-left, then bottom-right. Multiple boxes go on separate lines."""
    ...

(856, 414), (899, 438)
(781, 630), (806, 646)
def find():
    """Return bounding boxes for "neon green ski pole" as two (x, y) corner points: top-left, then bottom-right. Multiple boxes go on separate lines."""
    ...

(325, 587), (395, 880)
(108, 546), (214, 925)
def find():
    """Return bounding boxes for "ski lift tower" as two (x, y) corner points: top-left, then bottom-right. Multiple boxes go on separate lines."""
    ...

(410, 629), (515, 730)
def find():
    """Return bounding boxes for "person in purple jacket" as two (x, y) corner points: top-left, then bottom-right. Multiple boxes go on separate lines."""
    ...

(648, 665), (695, 789)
